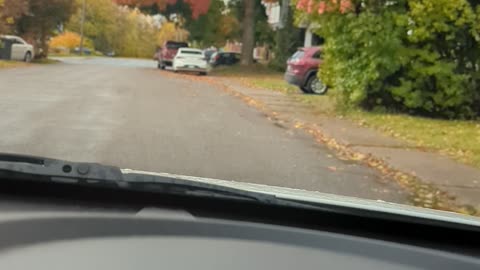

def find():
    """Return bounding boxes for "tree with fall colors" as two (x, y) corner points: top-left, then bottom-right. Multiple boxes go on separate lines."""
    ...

(16, 0), (76, 58)
(0, 0), (28, 34)
(115, 0), (264, 65)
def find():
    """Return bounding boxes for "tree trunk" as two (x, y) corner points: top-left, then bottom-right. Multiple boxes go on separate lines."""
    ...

(240, 0), (255, 66)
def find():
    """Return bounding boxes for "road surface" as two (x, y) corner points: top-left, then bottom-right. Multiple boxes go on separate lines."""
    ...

(0, 57), (407, 203)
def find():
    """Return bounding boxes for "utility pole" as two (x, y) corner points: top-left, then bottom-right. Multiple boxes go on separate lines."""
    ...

(79, 0), (86, 56)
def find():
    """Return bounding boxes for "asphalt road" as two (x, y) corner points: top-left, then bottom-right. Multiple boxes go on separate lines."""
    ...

(0, 57), (407, 203)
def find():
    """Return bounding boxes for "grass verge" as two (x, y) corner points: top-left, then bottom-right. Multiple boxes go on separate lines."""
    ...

(211, 64), (337, 115)
(211, 64), (480, 169)
(32, 58), (61, 64)
(348, 111), (480, 168)
(0, 60), (28, 69)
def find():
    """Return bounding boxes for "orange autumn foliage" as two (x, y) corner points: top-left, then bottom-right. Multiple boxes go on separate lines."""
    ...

(49, 31), (81, 49)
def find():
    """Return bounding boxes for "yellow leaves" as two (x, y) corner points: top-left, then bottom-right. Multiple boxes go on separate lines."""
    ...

(156, 22), (189, 46)
(219, 15), (239, 38)
(351, 152), (367, 161)
(294, 122), (304, 129)
(49, 31), (82, 49)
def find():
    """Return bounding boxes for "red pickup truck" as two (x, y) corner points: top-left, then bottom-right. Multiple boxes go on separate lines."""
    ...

(157, 41), (189, 69)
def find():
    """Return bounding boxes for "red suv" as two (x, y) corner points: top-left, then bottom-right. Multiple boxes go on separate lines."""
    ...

(284, 47), (327, 94)
(158, 41), (189, 69)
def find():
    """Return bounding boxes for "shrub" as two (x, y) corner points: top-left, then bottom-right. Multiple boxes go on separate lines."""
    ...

(49, 31), (93, 50)
(295, 0), (480, 118)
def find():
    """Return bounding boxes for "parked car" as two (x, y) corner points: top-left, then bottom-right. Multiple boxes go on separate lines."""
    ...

(284, 47), (327, 95)
(158, 41), (189, 69)
(172, 48), (209, 75)
(0, 35), (34, 62)
(209, 52), (241, 66)
(72, 47), (92, 55)
(203, 49), (217, 61)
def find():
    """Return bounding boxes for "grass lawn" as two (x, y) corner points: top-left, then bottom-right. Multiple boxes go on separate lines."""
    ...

(32, 58), (61, 64)
(0, 60), (28, 69)
(211, 64), (480, 169)
(348, 111), (480, 168)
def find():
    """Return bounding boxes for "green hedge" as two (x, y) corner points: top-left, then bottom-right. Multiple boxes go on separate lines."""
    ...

(295, 0), (480, 119)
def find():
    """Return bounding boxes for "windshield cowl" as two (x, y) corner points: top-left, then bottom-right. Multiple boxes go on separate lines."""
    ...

(122, 169), (480, 229)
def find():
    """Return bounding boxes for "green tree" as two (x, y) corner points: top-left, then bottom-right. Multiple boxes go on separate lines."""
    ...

(68, 0), (118, 53)
(186, 0), (225, 47)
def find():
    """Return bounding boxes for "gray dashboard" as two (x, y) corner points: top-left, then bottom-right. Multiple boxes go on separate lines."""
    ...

(0, 209), (478, 270)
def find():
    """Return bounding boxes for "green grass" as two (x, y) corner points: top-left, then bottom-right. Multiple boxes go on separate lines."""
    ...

(212, 64), (480, 169)
(32, 58), (60, 64)
(348, 111), (480, 168)
(211, 64), (337, 114)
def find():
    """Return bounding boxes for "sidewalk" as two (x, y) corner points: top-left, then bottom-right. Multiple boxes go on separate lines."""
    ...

(217, 78), (480, 211)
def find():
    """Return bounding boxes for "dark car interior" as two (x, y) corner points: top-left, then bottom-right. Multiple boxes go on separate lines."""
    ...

(0, 177), (479, 270)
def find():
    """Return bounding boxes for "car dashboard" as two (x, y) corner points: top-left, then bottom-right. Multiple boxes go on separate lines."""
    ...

(0, 180), (478, 270)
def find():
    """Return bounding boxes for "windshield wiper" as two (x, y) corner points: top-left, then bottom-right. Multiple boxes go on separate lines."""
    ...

(0, 153), (284, 205)
(0, 153), (123, 185)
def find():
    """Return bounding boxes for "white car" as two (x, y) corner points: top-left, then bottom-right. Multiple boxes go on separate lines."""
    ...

(172, 48), (208, 75)
(0, 35), (34, 62)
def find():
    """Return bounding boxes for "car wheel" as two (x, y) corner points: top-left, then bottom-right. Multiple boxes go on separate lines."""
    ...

(158, 61), (165, 70)
(306, 75), (328, 95)
(199, 72), (207, 76)
(24, 52), (32, 63)
(300, 86), (311, 93)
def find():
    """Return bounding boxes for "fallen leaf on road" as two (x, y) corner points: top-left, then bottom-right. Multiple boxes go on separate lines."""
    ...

(327, 166), (337, 172)
(351, 153), (367, 161)
(294, 122), (304, 129)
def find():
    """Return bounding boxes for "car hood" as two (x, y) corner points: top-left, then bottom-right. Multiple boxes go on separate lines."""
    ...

(122, 169), (480, 227)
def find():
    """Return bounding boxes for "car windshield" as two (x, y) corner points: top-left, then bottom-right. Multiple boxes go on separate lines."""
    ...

(1, 0), (479, 221)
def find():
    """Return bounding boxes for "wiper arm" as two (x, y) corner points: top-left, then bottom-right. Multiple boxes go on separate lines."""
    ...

(0, 153), (282, 205)
(0, 153), (123, 185)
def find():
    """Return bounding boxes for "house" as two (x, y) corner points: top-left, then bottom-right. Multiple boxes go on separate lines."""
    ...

(262, 0), (323, 47)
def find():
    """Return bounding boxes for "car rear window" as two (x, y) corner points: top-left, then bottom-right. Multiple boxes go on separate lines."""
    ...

(291, 50), (305, 60)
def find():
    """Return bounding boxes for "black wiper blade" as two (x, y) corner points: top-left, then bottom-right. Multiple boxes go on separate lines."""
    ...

(0, 153), (46, 165)
(0, 153), (123, 183)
